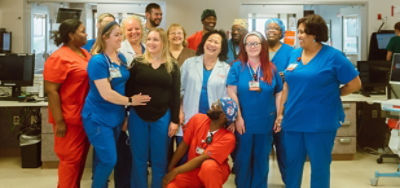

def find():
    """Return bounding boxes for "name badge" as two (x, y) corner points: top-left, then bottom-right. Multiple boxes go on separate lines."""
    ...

(109, 66), (122, 80)
(286, 63), (298, 71)
(249, 81), (261, 92)
(196, 146), (204, 155)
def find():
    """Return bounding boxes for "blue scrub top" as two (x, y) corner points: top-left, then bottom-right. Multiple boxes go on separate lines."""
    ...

(282, 45), (359, 132)
(227, 39), (240, 65)
(82, 53), (129, 127)
(272, 43), (294, 73)
(82, 39), (95, 52)
(227, 61), (283, 134)
(198, 67), (212, 114)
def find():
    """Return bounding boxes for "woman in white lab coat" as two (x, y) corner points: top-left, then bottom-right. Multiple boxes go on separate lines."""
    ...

(176, 29), (230, 164)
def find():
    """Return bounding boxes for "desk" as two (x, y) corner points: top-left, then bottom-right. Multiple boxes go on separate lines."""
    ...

(0, 100), (59, 167)
(332, 94), (387, 160)
(0, 101), (47, 107)
(342, 94), (387, 103)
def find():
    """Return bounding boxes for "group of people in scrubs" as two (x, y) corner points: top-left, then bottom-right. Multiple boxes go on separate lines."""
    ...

(43, 2), (362, 187)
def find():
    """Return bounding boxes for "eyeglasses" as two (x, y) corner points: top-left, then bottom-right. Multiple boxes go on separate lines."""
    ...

(266, 27), (280, 32)
(245, 42), (261, 48)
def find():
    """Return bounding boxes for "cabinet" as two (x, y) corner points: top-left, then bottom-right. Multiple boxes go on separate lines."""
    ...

(332, 102), (357, 160)
(40, 107), (59, 168)
(40, 107), (93, 168)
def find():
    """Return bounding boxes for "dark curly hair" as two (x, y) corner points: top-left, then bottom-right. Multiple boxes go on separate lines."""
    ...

(196, 30), (228, 62)
(52, 19), (82, 46)
(297, 14), (328, 42)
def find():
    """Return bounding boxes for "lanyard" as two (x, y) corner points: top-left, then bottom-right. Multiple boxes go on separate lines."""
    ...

(200, 129), (219, 148)
(247, 62), (260, 81)
(103, 53), (113, 67)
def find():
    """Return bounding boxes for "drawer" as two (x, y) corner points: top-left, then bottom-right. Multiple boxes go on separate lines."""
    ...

(339, 102), (356, 136)
(337, 120), (356, 136)
(40, 107), (53, 134)
(332, 136), (356, 154)
(41, 133), (58, 162)
(343, 102), (356, 122)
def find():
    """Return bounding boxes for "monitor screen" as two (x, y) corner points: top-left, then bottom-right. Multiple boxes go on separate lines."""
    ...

(2, 32), (11, 51)
(390, 53), (400, 82)
(0, 54), (34, 87)
(357, 60), (390, 94)
(376, 33), (395, 49)
(56, 8), (82, 23)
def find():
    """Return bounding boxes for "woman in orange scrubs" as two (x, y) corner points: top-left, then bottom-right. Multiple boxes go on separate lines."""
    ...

(43, 19), (91, 188)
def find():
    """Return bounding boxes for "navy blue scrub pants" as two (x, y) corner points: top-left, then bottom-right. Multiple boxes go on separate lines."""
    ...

(273, 131), (286, 183)
(128, 109), (170, 188)
(83, 118), (120, 188)
(281, 131), (336, 188)
(114, 131), (132, 188)
(234, 132), (273, 188)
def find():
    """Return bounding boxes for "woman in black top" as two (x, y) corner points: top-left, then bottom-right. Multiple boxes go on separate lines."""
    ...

(125, 28), (180, 188)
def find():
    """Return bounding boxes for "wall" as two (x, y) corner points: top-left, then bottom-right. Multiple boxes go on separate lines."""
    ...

(304, 5), (346, 51)
(368, 0), (399, 32)
(3, 0), (398, 55)
(0, 0), (26, 53)
(165, 0), (241, 36)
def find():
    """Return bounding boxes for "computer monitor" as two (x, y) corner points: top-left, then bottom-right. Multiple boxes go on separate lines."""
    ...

(368, 30), (395, 60)
(0, 53), (35, 98)
(389, 53), (400, 98)
(56, 8), (82, 23)
(376, 33), (396, 50)
(357, 60), (391, 95)
(0, 31), (11, 53)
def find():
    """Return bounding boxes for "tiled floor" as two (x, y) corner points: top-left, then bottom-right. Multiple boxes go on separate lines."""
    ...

(0, 152), (399, 188)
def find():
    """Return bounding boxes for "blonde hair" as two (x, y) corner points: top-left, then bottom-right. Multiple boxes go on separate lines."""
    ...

(91, 21), (120, 55)
(167, 23), (188, 47)
(121, 15), (144, 41)
(143, 28), (175, 73)
(97, 13), (115, 24)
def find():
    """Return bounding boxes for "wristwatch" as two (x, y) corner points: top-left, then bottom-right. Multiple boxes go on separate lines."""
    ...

(127, 97), (133, 106)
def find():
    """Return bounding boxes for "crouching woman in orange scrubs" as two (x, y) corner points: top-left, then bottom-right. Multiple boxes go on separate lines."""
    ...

(163, 97), (238, 188)
(43, 19), (91, 188)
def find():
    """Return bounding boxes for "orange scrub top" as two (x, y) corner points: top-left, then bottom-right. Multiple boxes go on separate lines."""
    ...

(43, 46), (91, 125)
(184, 114), (235, 168)
(187, 31), (203, 51)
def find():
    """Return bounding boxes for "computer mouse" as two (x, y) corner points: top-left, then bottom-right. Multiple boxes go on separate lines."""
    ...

(24, 97), (36, 102)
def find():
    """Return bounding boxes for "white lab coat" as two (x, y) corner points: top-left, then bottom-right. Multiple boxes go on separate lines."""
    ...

(178, 55), (230, 136)
(119, 40), (145, 67)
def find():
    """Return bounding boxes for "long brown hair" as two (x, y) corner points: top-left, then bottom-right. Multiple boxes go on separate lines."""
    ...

(239, 31), (276, 84)
(143, 28), (174, 73)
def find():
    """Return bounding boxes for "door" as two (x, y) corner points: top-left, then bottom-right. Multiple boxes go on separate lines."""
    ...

(30, 3), (50, 74)
(240, 4), (303, 47)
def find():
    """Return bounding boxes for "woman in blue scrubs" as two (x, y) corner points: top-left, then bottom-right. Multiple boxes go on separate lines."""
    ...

(265, 18), (294, 184)
(227, 31), (283, 188)
(81, 21), (150, 188)
(265, 18), (294, 74)
(276, 14), (361, 188)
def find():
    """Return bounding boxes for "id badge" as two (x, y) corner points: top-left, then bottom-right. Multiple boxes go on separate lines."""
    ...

(109, 66), (122, 79)
(286, 63), (298, 71)
(249, 81), (261, 92)
(196, 146), (204, 155)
